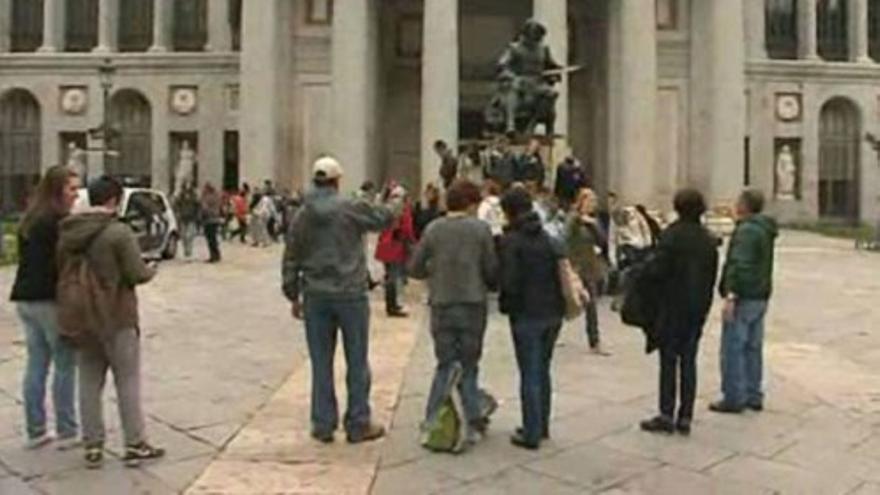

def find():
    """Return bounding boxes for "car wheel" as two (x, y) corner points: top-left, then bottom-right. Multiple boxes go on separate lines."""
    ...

(163, 233), (179, 260)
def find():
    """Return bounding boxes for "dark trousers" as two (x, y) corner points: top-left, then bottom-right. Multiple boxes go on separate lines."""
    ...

(425, 305), (488, 424)
(383, 263), (405, 313)
(658, 333), (700, 421)
(204, 223), (221, 261)
(303, 295), (372, 434)
(511, 317), (562, 444)
(232, 217), (248, 243)
(583, 282), (600, 348)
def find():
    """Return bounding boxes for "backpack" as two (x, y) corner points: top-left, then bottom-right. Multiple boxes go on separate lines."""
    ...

(420, 363), (468, 454)
(57, 225), (111, 344)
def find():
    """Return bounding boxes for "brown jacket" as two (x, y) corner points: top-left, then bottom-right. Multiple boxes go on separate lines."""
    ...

(57, 210), (155, 339)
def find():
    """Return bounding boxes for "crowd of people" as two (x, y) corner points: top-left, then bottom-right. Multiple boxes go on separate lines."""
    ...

(6, 143), (777, 469)
(283, 150), (778, 453)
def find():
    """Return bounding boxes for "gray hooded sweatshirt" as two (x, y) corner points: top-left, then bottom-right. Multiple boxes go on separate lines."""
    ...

(282, 186), (395, 301)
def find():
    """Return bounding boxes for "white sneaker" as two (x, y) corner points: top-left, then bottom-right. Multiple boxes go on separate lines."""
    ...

(25, 434), (53, 450)
(56, 436), (81, 451)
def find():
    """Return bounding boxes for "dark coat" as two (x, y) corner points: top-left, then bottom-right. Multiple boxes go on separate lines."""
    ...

(10, 212), (63, 302)
(637, 219), (719, 351)
(719, 214), (778, 300)
(499, 212), (565, 321)
(554, 160), (587, 204)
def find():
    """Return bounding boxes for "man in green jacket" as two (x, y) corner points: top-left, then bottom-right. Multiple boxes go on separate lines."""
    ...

(710, 189), (778, 414)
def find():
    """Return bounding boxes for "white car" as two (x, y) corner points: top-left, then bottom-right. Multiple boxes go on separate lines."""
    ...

(75, 187), (180, 260)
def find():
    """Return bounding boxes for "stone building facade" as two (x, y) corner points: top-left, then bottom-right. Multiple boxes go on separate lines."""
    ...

(1, 0), (879, 224)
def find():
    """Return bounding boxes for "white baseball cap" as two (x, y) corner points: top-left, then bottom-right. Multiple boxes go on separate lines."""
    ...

(312, 156), (343, 180)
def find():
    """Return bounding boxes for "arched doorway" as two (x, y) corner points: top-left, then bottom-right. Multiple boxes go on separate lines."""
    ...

(0, 89), (41, 213)
(108, 89), (152, 185)
(819, 98), (861, 222)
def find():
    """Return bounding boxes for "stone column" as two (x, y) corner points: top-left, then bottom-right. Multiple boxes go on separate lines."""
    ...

(206, 0), (232, 52)
(613, 0), (656, 206)
(745, 0), (768, 59)
(0, 0), (11, 52)
(800, 0), (818, 59)
(149, 0), (170, 52)
(331, 0), (380, 191)
(692, 0), (746, 206)
(38, 0), (65, 52)
(533, 0), (568, 137)
(852, 0), (871, 62)
(94, 0), (118, 53)
(421, 0), (459, 189)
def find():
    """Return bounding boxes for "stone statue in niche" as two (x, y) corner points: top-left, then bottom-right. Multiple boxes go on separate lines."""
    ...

(174, 140), (197, 195)
(775, 144), (797, 200)
(65, 142), (87, 180)
(485, 19), (562, 137)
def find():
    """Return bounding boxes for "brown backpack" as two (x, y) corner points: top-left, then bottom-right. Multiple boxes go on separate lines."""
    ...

(57, 225), (111, 344)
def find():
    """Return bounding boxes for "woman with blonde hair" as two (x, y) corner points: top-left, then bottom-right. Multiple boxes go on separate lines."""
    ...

(10, 165), (81, 449)
(565, 188), (609, 355)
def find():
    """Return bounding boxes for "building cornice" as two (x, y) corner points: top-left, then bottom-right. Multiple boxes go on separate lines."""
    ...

(0, 52), (240, 76)
(747, 59), (880, 84)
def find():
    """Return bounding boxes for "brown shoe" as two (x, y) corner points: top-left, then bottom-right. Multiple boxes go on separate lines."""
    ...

(346, 424), (386, 444)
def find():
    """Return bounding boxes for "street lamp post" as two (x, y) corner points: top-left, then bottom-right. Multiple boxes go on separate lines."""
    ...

(88, 58), (117, 180)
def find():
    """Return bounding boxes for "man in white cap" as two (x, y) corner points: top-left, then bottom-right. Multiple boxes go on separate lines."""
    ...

(282, 156), (399, 444)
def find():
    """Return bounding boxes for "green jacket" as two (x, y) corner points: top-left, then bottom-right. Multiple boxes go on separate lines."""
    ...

(719, 214), (778, 300)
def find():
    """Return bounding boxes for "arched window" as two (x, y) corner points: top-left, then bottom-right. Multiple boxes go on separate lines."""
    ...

(118, 0), (154, 52)
(174, 0), (208, 51)
(765, 0), (798, 59)
(0, 90), (41, 213)
(65, 0), (99, 52)
(819, 98), (860, 221)
(869, 0), (880, 60)
(818, 0), (848, 61)
(10, 0), (43, 52)
(108, 90), (152, 186)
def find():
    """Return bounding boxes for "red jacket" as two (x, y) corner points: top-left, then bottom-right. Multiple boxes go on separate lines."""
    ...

(375, 202), (416, 264)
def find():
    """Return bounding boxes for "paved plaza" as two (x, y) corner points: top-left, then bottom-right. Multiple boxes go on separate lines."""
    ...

(1, 231), (880, 494)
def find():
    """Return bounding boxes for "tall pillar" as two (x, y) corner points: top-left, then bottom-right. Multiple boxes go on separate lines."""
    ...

(745, 0), (768, 59)
(613, 0), (656, 206)
(38, 0), (65, 52)
(206, 0), (232, 52)
(149, 0), (170, 52)
(94, 0), (118, 53)
(533, 0), (568, 138)
(0, 0), (11, 52)
(800, 0), (818, 59)
(692, 0), (746, 206)
(421, 0), (458, 189)
(852, 0), (871, 62)
(331, 0), (380, 191)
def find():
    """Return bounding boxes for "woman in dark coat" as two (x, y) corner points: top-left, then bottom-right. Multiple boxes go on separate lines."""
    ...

(499, 188), (566, 450)
(639, 189), (719, 435)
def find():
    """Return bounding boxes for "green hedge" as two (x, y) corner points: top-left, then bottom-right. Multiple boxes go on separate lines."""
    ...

(784, 221), (874, 241)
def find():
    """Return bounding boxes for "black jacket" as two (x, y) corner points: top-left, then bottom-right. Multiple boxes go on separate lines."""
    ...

(10, 212), (63, 302)
(554, 161), (587, 203)
(637, 219), (719, 351)
(499, 212), (565, 320)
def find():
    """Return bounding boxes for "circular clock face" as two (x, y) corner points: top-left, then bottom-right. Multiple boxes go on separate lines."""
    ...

(171, 88), (197, 115)
(776, 95), (801, 122)
(61, 88), (88, 115)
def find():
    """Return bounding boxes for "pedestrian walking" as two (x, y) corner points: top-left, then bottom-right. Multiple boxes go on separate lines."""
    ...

(710, 189), (778, 414)
(408, 179), (499, 448)
(413, 183), (443, 239)
(200, 183), (223, 263)
(499, 187), (566, 450)
(554, 153), (588, 211)
(282, 156), (398, 444)
(172, 183), (200, 259)
(435, 140), (459, 190)
(56, 176), (164, 469)
(637, 189), (719, 435)
(375, 183), (416, 317)
(250, 193), (275, 247)
(477, 180), (505, 243)
(565, 188), (609, 355)
(9, 165), (81, 450)
(230, 187), (249, 244)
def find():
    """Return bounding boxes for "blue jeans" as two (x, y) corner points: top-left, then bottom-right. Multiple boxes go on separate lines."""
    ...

(425, 305), (487, 425)
(511, 316), (562, 444)
(16, 302), (78, 440)
(303, 295), (372, 434)
(720, 299), (769, 407)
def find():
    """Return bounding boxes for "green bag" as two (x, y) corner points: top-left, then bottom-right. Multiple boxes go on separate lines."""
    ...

(420, 363), (467, 453)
